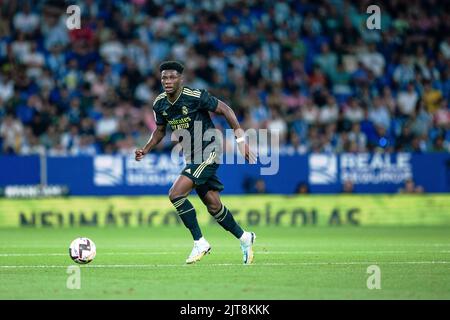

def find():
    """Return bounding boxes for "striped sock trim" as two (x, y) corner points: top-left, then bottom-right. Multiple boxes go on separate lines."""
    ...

(217, 210), (228, 222)
(178, 207), (195, 216)
(213, 206), (228, 222)
(213, 205), (225, 219)
(172, 198), (186, 208)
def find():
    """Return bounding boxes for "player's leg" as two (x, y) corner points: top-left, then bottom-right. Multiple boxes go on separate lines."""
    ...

(196, 185), (256, 264)
(169, 175), (211, 264)
(197, 187), (243, 238)
(169, 175), (201, 239)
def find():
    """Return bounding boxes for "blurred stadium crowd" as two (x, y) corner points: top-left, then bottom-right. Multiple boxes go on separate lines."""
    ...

(0, 0), (449, 156)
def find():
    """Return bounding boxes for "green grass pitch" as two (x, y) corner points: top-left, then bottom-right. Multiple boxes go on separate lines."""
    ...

(0, 225), (449, 299)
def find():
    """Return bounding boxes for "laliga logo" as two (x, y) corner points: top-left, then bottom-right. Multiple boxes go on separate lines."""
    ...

(66, 5), (81, 30)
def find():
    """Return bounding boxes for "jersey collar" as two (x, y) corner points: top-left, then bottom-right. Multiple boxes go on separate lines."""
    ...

(166, 87), (184, 105)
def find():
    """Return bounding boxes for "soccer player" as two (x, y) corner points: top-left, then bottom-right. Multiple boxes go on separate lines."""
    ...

(135, 61), (257, 264)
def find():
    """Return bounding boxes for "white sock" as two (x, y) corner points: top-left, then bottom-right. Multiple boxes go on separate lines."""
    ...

(239, 231), (250, 243)
(195, 237), (206, 244)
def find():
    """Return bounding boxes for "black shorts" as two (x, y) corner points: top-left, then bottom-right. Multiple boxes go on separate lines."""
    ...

(181, 154), (224, 196)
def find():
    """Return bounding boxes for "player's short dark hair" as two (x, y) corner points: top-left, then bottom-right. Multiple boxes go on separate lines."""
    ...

(159, 61), (184, 74)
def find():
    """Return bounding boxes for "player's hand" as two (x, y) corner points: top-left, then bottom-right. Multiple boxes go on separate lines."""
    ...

(238, 142), (257, 164)
(135, 148), (146, 161)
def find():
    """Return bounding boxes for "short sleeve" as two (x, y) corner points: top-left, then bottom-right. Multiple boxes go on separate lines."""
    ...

(153, 108), (167, 126)
(199, 89), (219, 112)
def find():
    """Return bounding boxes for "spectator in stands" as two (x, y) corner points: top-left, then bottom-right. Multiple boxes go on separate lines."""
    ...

(13, 3), (40, 35)
(431, 136), (447, 152)
(397, 83), (419, 117)
(398, 178), (424, 194)
(348, 123), (367, 152)
(423, 80), (443, 114)
(330, 62), (352, 100)
(21, 126), (45, 155)
(319, 95), (339, 125)
(295, 182), (310, 194)
(0, 74), (14, 103)
(314, 43), (337, 78)
(358, 42), (385, 78)
(0, 0), (448, 158)
(343, 98), (364, 124)
(434, 99), (450, 129)
(242, 177), (268, 194)
(254, 179), (268, 194)
(369, 96), (391, 130)
(342, 180), (355, 194)
(0, 114), (23, 154)
(267, 109), (288, 145)
(393, 57), (415, 87)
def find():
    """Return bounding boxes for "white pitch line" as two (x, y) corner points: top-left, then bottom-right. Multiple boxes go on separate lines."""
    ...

(1, 250), (450, 257)
(256, 251), (450, 254)
(2, 243), (450, 249)
(0, 252), (178, 257)
(0, 261), (449, 269)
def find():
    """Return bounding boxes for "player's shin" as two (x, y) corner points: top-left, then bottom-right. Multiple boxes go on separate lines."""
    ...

(171, 196), (203, 240)
(212, 205), (244, 239)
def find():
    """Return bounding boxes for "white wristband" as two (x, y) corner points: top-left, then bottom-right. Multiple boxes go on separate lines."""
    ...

(236, 136), (245, 144)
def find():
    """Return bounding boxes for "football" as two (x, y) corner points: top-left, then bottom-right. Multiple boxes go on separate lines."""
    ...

(69, 237), (96, 264)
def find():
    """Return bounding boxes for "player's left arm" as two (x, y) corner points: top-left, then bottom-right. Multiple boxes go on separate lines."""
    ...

(214, 100), (257, 164)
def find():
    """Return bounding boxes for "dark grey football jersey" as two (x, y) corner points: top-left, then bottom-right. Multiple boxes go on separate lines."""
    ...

(152, 87), (222, 163)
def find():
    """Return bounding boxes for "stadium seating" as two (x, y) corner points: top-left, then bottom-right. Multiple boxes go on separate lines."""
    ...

(0, 0), (449, 156)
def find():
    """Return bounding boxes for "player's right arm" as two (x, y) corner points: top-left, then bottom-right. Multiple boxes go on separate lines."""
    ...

(135, 124), (167, 161)
(135, 100), (168, 161)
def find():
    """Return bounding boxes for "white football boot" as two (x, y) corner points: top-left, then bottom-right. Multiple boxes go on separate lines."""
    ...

(240, 231), (256, 264)
(186, 237), (211, 264)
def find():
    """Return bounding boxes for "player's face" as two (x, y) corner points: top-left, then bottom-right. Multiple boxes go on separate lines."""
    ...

(161, 70), (182, 94)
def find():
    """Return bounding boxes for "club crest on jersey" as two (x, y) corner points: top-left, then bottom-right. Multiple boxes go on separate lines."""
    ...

(182, 106), (188, 115)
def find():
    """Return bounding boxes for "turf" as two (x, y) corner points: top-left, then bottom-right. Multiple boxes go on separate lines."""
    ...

(0, 225), (449, 299)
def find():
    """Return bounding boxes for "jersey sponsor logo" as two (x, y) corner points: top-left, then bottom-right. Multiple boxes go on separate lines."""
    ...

(168, 116), (191, 130)
(168, 117), (191, 125)
(172, 123), (189, 130)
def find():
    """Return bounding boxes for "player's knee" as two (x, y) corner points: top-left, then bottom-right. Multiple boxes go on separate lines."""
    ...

(207, 202), (222, 215)
(169, 188), (183, 202)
